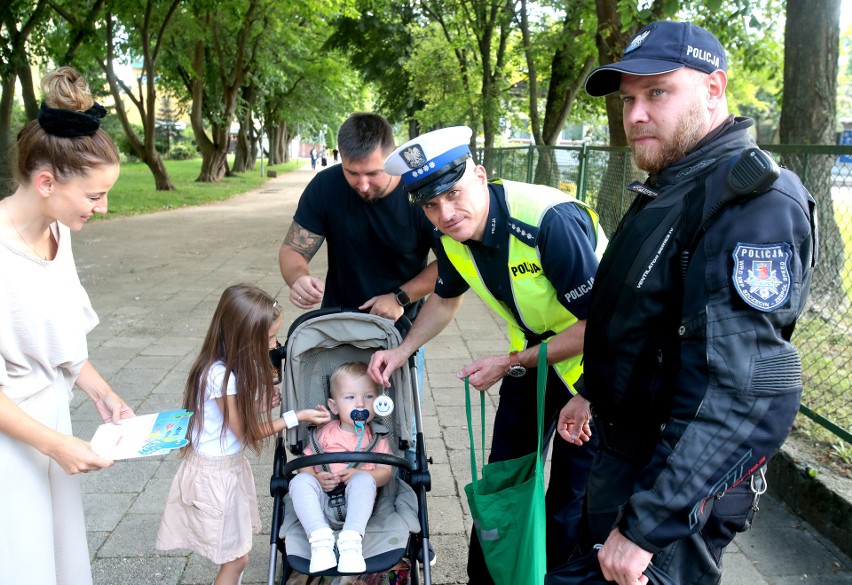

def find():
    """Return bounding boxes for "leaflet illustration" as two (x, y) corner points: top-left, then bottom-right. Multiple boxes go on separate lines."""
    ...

(90, 409), (193, 460)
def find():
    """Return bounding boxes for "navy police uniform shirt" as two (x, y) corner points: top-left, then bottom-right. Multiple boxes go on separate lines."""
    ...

(433, 182), (599, 326)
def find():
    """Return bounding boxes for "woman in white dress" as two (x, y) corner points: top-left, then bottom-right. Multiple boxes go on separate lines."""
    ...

(0, 66), (134, 585)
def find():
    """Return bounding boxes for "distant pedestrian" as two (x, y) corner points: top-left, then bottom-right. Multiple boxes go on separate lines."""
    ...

(155, 284), (328, 585)
(333, 147), (339, 162)
(321, 148), (328, 167)
(0, 65), (135, 585)
(310, 147), (318, 170)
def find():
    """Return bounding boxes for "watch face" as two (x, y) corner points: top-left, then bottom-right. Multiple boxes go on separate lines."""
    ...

(396, 289), (411, 306)
(508, 364), (526, 378)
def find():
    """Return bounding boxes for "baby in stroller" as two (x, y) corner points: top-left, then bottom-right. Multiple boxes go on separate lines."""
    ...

(268, 309), (431, 585)
(289, 362), (392, 574)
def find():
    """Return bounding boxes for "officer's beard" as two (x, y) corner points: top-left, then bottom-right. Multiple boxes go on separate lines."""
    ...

(630, 98), (707, 174)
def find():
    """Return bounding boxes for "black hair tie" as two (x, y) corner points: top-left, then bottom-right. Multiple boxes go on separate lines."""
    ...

(37, 101), (107, 137)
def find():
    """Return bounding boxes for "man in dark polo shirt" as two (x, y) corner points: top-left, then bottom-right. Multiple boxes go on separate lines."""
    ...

(280, 113), (436, 323)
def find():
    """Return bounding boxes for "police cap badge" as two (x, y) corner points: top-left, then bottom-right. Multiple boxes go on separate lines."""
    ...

(384, 126), (473, 206)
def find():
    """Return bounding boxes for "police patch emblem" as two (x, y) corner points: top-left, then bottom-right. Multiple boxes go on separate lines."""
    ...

(401, 145), (426, 169)
(732, 243), (792, 312)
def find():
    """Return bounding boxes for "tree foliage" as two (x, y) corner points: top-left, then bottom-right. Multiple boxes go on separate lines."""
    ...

(0, 0), (844, 199)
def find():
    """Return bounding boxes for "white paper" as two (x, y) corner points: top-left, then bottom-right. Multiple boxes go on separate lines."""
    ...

(90, 409), (193, 460)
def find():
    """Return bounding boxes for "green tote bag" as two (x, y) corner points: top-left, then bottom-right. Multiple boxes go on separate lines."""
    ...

(463, 342), (548, 585)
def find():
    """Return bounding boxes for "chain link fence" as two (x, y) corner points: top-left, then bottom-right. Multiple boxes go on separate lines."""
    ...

(477, 144), (852, 457)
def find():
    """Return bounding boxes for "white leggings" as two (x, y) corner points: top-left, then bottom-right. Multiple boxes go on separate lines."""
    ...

(289, 470), (377, 535)
(0, 383), (92, 585)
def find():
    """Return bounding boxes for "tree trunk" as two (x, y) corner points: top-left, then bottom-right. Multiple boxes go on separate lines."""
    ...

(282, 120), (291, 163)
(101, 8), (176, 191)
(0, 73), (17, 185)
(533, 148), (558, 187)
(249, 124), (259, 168)
(233, 83), (257, 173)
(779, 0), (843, 318)
(267, 124), (280, 166)
(196, 125), (229, 182)
(16, 54), (38, 120)
(197, 148), (228, 183)
(531, 2), (595, 189)
(233, 123), (251, 173)
(274, 121), (286, 165)
(592, 0), (661, 233)
(148, 154), (176, 190)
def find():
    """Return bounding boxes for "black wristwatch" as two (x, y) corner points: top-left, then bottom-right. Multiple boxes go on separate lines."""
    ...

(507, 351), (526, 377)
(393, 287), (411, 308)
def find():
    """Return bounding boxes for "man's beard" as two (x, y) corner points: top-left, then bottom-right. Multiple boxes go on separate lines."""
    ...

(361, 175), (393, 203)
(630, 100), (707, 173)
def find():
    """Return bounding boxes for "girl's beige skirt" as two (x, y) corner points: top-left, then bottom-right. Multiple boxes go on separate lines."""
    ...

(156, 449), (260, 564)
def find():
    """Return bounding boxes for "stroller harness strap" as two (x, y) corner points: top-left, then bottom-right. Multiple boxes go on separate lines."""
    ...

(307, 424), (385, 474)
(307, 424), (387, 523)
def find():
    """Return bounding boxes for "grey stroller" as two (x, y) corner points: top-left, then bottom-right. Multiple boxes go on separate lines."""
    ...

(266, 308), (433, 585)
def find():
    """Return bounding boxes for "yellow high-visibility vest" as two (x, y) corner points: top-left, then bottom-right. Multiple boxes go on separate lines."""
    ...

(441, 180), (606, 393)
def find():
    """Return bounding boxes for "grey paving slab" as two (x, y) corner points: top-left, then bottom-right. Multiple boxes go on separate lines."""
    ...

(67, 164), (851, 584)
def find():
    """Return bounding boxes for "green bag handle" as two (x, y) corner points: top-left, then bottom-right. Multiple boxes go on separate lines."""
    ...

(466, 341), (548, 488)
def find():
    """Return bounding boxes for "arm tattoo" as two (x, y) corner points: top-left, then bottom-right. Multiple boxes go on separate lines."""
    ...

(284, 222), (324, 260)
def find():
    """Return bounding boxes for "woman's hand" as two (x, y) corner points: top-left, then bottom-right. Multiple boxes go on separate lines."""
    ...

(92, 388), (135, 424)
(46, 434), (115, 475)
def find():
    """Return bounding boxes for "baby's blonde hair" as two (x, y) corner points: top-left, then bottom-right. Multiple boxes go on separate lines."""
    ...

(329, 361), (378, 397)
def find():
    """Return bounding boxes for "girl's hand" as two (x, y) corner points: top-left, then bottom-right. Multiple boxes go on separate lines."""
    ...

(270, 389), (281, 409)
(259, 388), (281, 412)
(298, 405), (331, 426)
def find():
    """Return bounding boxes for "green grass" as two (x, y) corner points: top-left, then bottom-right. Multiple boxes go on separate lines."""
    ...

(99, 157), (304, 219)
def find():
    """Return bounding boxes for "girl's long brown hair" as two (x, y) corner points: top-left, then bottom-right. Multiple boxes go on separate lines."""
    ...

(183, 283), (281, 455)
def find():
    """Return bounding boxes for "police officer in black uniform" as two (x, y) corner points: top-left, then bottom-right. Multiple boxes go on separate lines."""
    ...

(558, 20), (818, 585)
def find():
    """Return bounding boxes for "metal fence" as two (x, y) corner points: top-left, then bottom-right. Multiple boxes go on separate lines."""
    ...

(476, 143), (852, 447)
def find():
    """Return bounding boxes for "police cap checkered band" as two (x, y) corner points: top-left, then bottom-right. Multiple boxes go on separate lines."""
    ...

(584, 20), (727, 97)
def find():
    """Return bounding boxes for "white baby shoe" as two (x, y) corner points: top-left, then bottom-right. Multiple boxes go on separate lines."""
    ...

(336, 529), (366, 573)
(308, 527), (337, 573)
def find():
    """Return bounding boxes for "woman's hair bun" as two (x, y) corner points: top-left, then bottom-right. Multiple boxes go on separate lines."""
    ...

(41, 66), (94, 112)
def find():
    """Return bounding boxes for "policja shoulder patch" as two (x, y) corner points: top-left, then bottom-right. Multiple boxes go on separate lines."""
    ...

(731, 242), (792, 312)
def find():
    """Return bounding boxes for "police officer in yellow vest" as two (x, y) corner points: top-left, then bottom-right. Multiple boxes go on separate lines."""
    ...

(367, 126), (606, 583)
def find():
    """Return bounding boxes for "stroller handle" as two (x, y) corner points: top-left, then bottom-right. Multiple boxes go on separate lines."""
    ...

(285, 306), (414, 339)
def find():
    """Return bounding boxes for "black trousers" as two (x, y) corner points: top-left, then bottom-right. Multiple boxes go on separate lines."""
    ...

(467, 367), (598, 584)
(586, 449), (761, 585)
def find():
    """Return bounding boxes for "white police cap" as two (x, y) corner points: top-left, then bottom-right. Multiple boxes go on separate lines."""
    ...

(383, 126), (473, 205)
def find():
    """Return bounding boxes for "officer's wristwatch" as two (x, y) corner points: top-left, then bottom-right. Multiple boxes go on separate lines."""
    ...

(507, 351), (526, 377)
(393, 287), (411, 308)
